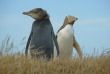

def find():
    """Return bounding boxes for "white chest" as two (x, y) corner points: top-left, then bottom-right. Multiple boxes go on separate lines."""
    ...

(57, 25), (74, 57)
(57, 25), (74, 37)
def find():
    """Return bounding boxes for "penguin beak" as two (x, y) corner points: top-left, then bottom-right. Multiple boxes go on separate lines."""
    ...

(75, 17), (78, 20)
(22, 12), (29, 15)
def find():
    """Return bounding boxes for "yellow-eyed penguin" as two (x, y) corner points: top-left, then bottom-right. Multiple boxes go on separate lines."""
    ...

(54, 15), (82, 59)
(23, 8), (59, 60)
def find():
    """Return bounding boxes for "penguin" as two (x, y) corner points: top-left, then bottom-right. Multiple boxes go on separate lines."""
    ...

(23, 8), (59, 59)
(54, 15), (82, 59)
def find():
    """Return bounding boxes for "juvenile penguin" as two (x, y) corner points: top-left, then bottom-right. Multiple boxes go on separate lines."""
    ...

(23, 8), (59, 59)
(54, 15), (82, 59)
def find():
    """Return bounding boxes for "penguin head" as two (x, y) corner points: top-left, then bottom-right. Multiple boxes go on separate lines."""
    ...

(23, 8), (49, 20)
(66, 15), (78, 25)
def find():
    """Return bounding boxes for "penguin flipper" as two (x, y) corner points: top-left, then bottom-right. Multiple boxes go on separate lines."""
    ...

(73, 38), (83, 59)
(52, 29), (60, 56)
(25, 31), (33, 56)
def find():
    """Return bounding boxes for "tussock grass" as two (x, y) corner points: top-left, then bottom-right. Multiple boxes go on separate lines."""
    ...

(0, 36), (110, 74)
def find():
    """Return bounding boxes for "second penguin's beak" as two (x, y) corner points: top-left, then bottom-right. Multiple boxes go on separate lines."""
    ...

(22, 12), (29, 15)
(75, 17), (78, 20)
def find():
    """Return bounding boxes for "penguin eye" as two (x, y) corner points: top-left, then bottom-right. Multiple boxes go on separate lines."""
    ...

(68, 17), (70, 19)
(30, 11), (35, 13)
(30, 10), (38, 13)
(35, 11), (38, 13)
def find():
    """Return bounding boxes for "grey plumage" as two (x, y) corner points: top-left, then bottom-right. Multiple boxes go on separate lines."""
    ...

(26, 19), (59, 59)
(23, 8), (59, 59)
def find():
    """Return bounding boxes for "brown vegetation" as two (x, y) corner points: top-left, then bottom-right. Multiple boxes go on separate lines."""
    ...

(0, 36), (110, 74)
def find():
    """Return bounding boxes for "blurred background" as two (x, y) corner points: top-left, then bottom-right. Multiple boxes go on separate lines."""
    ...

(0, 0), (110, 56)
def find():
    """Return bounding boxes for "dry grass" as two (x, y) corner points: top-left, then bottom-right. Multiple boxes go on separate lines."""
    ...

(0, 36), (110, 74)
